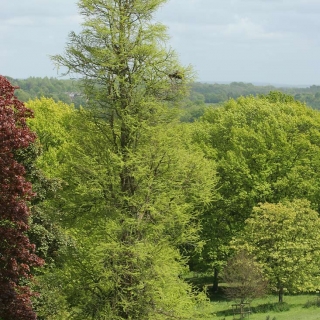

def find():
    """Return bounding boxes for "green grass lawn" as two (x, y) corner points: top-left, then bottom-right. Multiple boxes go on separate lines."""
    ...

(210, 294), (320, 320)
(186, 274), (320, 319)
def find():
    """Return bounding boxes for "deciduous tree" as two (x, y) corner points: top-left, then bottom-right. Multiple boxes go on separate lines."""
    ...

(232, 200), (320, 302)
(25, 98), (76, 319)
(0, 76), (43, 320)
(222, 250), (267, 303)
(193, 92), (320, 289)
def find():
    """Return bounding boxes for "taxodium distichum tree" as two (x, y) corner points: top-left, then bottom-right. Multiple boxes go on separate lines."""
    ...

(0, 75), (43, 320)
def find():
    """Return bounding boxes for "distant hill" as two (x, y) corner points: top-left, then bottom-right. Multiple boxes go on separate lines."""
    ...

(5, 76), (320, 122)
(189, 81), (320, 107)
(6, 76), (86, 108)
(201, 81), (312, 88)
(182, 81), (320, 122)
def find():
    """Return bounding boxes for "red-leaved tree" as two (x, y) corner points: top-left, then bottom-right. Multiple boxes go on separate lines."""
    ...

(0, 76), (44, 320)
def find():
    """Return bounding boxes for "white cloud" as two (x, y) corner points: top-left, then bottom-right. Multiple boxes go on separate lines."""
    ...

(223, 17), (283, 41)
(166, 16), (284, 46)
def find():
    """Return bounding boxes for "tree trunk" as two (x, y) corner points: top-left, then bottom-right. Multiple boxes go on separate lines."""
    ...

(278, 286), (284, 303)
(212, 267), (219, 293)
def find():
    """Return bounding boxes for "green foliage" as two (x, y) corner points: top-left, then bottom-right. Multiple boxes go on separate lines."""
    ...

(57, 234), (211, 320)
(14, 143), (65, 263)
(7, 78), (320, 125)
(26, 0), (217, 318)
(25, 98), (77, 317)
(200, 92), (320, 212)
(27, 98), (75, 177)
(190, 82), (276, 104)
(6, 78), (320, 124)
(26, 100), (73, 262)
(180, 103), (209, 123)
(233, 200), (320, 302)
(192, 93), (320, 281)
(6, 76), (86, 108)
(181, 82), (320, 122)
(190, 82), (320, 109)
(49, 107), (216, 318)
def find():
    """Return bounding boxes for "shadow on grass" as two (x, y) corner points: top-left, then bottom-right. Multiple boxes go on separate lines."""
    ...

(303, 297), (320, 308)
(214, 302), (291, 318)
(187, 273), (320, 317)
(252, 302), (291, 313)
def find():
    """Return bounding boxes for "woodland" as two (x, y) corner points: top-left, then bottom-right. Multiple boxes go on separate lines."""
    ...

(7, 76), (320, 122)
(2, 0), (320, 319)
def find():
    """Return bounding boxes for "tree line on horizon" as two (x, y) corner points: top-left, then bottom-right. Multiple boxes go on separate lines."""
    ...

(6, 76), (320, 121)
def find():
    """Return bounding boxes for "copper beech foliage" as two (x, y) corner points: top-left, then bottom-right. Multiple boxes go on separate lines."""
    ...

(0, 76), (43, 320)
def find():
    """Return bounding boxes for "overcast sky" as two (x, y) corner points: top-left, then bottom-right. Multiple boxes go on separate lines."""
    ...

(1, 0), (320, 86)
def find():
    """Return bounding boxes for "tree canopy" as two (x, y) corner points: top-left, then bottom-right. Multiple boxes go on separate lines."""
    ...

(0, 76), (43, 320)
(232, 200), (320, 302)
(192, 92), (320, 288)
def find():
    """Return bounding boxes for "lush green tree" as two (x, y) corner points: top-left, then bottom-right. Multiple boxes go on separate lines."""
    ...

(232, 200), (320, 302)
(14, 143), (64, 264)
(31, 0), (216, 318)
(26, 98), (74, 178)
(50, 108), (215, 319)
(25, 98), (77, 319)
(193, 92), (320, 289)
(26, 100), (216, 319)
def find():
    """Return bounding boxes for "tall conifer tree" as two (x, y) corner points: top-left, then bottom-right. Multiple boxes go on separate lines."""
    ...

(51, 0), (215, 318)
